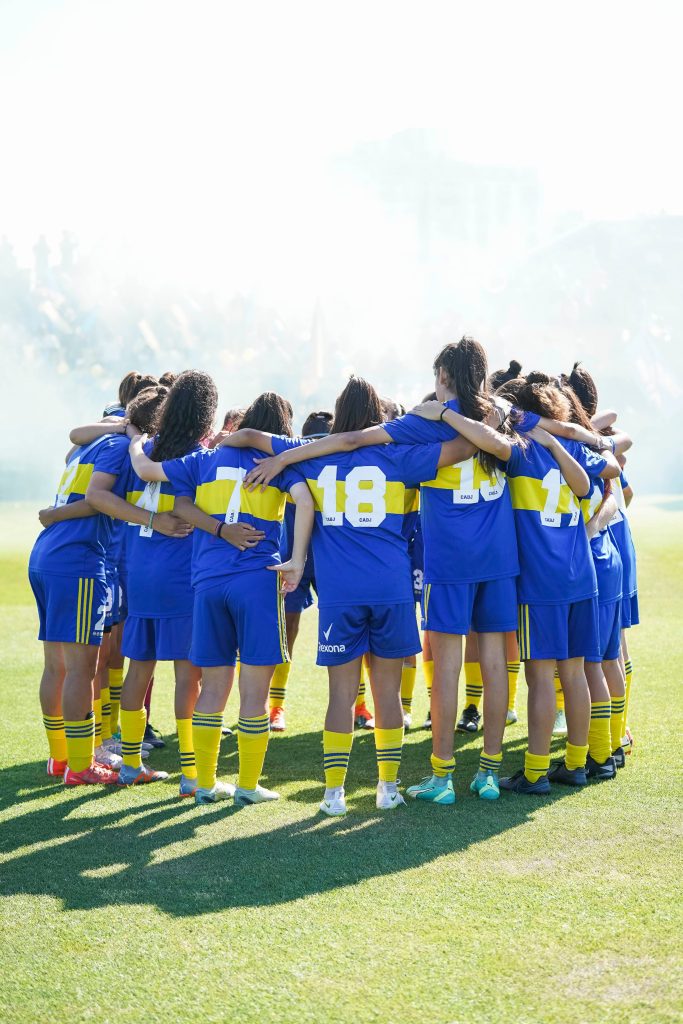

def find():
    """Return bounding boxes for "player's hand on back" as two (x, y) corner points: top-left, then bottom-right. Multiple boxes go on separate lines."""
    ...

(153, 512), (193, 538)
(409, 400), (445, 420)
(38, 507), (56, 528)
(267, 558), (303, 594)
(221, 522), (266, 551)
(245, 455), (285, 492)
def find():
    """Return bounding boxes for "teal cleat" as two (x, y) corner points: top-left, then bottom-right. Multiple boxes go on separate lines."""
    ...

(179, 773), (198, 798)
(194, 780), (236, 805)
(470, 770), (500, 800)
(406, 774), (455, 805)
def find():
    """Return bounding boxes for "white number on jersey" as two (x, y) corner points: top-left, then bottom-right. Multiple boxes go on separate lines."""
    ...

(452, 457), (506, 505)
(56, 458), (80, 507)
(134, 481), (161, 537)
(540, 468), (579, 528)
(316, 465), (387, 528)
(609, 478), (625, 525)
(217, 466), (247, 524)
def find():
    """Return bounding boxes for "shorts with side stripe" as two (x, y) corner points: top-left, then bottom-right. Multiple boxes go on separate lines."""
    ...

(517, 598), (600, 662)
(190, 569), (289, 668)
(422, 577), (518, 635)
(104, 567), (118, 631)
(620, 592), (639, 629)
(586, 600), (622, 663)
(28, 570), (107, 646)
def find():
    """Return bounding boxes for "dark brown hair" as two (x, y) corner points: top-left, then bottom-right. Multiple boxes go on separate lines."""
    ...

(240, 392), (293, 436)
(151, 370), (218, 462)
(566, 362), (598, 418)
(489, 359), (522, 391)
(126, 385), (169, 435)
(301, 410), (333, 438)
(159, 371), (178, 388)
(433, 336), (491, 422)
(118, 371), (158, 406)
(331, 376), (383, 434)
(222, 407), (246, 431)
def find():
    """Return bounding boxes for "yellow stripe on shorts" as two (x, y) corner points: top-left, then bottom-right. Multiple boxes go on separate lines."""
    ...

(423, 583), (431, 626)
(276, 586), (289, 662)
(76, 578), (83, 643)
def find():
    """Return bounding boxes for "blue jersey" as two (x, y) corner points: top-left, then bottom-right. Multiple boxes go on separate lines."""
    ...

(505, 438), (605, 605)
(125, 439), (197, 617)
(294, 443), (441, 607)
(163, 447), (304, 591)
(384, 400), (519, 584)
(609, 474), (637, 598)
(581, 478), (623, 604)
(29, 434), (130, 580)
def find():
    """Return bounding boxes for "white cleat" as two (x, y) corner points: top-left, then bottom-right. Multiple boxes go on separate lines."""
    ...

(234, 783), (279, 807)
(195, 780), (236, 805)
(319, 786), (347, 816)
(376, 780), (406, 810)
(94, 744), (123, 771)
(506, 709), (518, 726)
(403, 712), (412, 730)
(103, 738), (150, 759)
(553, 709), (568, 736)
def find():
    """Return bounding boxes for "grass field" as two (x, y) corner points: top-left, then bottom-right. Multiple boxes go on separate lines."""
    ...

(1, 499), (682, 1024)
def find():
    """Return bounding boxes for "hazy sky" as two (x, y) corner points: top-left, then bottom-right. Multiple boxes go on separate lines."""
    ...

(1, 0), (681, 300)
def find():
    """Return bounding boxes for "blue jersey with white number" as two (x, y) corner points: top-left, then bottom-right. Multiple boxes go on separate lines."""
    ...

(581, 478), (623, 604)
(163, 447), (304, 591)
(29, 434), (130, 579)
(505, 439), (606, 605)
(608, 474), (637, 598)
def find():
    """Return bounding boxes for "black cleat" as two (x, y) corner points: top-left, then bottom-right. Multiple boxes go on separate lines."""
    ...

(548, 759), (587, 786)
(456, 704), (481, 733)
(612, 746), (626, 769)
(585, 753), (617, 781)
(143, 722), (165, 748)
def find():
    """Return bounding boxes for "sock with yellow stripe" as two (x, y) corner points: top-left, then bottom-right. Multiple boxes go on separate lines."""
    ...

(480, 750), (503, 775)
(237, 714), (270, 790)
(464, 661), (483, 710)
(588, 701), (612, 764)
(431, 753), (456, 778)
(565, 742), (589, 772)
(109, 667), (124, 734)
(355, 667), (367, 710)
(554, 669), (565, 711)
(100, 685), (111, 741)
(375, 727), (404, 782)
(120, 707), (147, 768)
(423, 658), (434, 701)
(610, 696), (626, 753)
(93, 697), (102, 747)
(176, 718), (197, 779)
(64, 713), (95, 772)
(192, 711), (224, 790)
(323, 730), (353, 788)
(400, 665), (417, 714)
(624, 658), (634, 729)
(43, 715), (67, 762)
(507, 661), (520, 712)
(269, 662), (291, 710)
(524, 751), (550, 784)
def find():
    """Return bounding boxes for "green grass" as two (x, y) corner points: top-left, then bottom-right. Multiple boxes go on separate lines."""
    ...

(1, 499), (682, 1024)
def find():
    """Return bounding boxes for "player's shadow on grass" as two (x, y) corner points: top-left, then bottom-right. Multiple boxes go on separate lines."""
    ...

(0, 727), (587, 917)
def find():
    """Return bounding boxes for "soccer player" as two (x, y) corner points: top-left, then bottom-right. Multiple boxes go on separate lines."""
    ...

(128, 391), (314, 807)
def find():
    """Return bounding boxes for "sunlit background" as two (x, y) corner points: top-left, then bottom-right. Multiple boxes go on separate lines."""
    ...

(1, 0), (681, 496)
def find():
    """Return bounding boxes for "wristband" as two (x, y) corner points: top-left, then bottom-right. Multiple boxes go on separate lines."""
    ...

(440, 406), (448, 421)
(148, 510), (155, 531)
(215, 521), (226, 539)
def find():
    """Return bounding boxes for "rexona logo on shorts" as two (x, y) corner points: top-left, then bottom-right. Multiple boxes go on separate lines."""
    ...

(319, 623), (346, 653)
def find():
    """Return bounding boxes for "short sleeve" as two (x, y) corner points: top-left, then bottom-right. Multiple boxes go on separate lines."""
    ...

(620, 472), (629, 488)
(92, 435), (130, 477)
(271, 435), (309, 456)
(513, 409), (540, 433)
(384, 408), (459, 445)
(273, 465), (307, 494)
(393, 443), (442, 486)
(567, 441), (607, 480)
(502, 443), (523, 474)
(163, 451), (202, 498)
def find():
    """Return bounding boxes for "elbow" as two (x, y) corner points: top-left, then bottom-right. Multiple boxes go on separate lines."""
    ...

(85, 487), (106, 513)
(69, 430), (81, 445)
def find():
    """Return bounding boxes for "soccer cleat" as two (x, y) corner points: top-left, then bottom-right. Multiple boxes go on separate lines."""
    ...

(456, 704), (481, 733)
(470, 770), (500, 800)
(234, 783), (280, 806)
(269, 706), (286, 732)
(195, 780), (236, 805)
(94, 744), (122, 771)
(612, 746), (626, 770)
(319, 786), (347, 816)
(406, 774), (455, 804)
(552, 709), (568, 736)
(143, 723), (165, 749)
(548, 759), (587, 786)
(354, 704), (375, 730)
(506, 709), (519, 726)
(179, 774), (198, 798)
(103, 737), (150, 759)
(64, 762), (120, 786)
(422, 710), (432, 730)
(221, 726), (234, 737)
(376, 780), (406, 810)
(499, 769), (551, 795)
(117, 764), (169, 786)
(47, 757), (67, 778)
(403, 712), (412, 730)
(585, 754), (617, 781)
(623, 727), (634, 754)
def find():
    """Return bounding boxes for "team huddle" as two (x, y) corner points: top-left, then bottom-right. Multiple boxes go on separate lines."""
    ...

(28, 336), (638, 813)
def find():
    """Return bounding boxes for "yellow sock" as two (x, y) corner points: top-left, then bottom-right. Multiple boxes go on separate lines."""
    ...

(375, 727), (404, 782)
(479, 750), (503, 774)
(100, 685), (111, 741)
(554, 669), (565, 711)
(176, 717), (197, 779)
(120, 707), (147, 768)
(109, 667), (124, 733)
(400, 665), (417, 714)
(323, 730), (353, 788)
(507, 661), (520, 711)
(464, 661), (483, 710)
(269, 662), (291, 710)
(610, 696), (626, 753)
(423, 658), (434, 701)
(624, 658), (633, 729)
(565, 742), (588, 771)
(192, 711), (224, 790)
(588, 701), (612, 764)
(237, 714), (270, 791)
(64, 713), (95, 772)
(355, 666), (367, 710)
(93, 697), (102, 747)
(43, 715), (67, 761)
(524, 751), (549, 783)
(431, 753), (455, 777)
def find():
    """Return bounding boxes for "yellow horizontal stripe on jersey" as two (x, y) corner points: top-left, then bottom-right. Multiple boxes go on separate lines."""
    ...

(305, 478), (412, 516)
(195, 479), (287, 522)
(580, 487), (602, 524)
(57, 462), (94, 499)
(508, 476), (579, 515)
(421, 461), (502, 491)
(126, 490), (177, 513)
(404, 487), (419, 513)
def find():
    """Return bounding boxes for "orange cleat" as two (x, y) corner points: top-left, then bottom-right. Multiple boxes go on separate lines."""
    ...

(64, 762), (120, 786)
(354, 704), (375, 730)
(47, 757), (67, 778)
(269, 706), (286, 732)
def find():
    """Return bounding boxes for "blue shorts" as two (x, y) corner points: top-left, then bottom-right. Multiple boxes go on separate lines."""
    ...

(118, 571), (128, 622)
(517, 598), (600, 661)
(410, 543), (424, 604)
(284, 575), (316, 614)
(316, 601), (421, 666)
(422, 577), (518, 635)
(190, 570), (288, 668)
(621, 593), (639, 629)
(29, 570), (107, 646)
(122, 614), (193, 662)
(586, 601), (622, 663)
(104, 568), (118, 630)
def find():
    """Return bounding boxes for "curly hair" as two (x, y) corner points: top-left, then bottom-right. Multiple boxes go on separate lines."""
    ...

(126, 385), (169, 435)
(240, 392), (294, 436)
(331, 376), (383, 434)
(150, 369), (218, 462)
